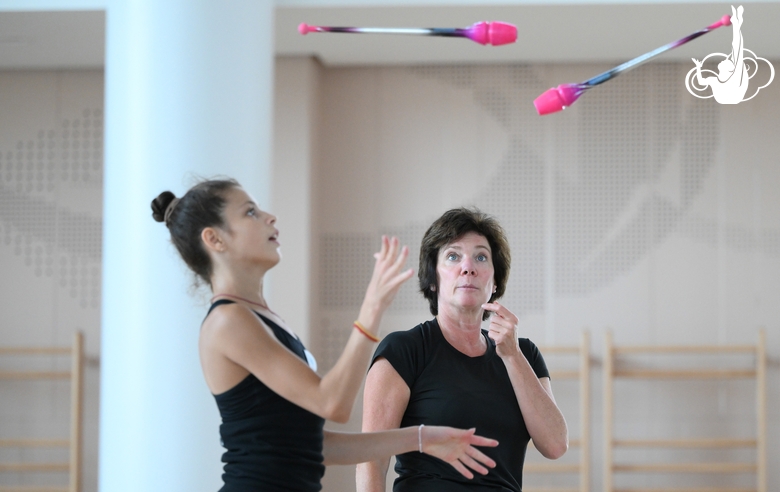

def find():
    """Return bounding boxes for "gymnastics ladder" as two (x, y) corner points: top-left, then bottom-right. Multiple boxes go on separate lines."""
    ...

(524, 329), (591, 492)
(0, 332), (84, 492)
(603, 329), (766, 492)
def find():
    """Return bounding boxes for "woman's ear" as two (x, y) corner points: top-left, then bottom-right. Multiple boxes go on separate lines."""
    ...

(201, 227), (225, 253)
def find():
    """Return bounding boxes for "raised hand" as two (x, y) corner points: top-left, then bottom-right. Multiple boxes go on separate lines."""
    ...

(420, 426), (498, 479)
(357, 236), (414, 332)
(482, 302), (521, 359)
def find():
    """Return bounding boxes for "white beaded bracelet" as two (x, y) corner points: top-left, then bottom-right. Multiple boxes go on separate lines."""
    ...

(418, 424), (424, 453)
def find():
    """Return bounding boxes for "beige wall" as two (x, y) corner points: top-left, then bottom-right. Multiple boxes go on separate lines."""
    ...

(293, 60), (780, 491)
(1, 57), (777, 491)
(269, 57), (322, 347)
(0, 70), (102, 491)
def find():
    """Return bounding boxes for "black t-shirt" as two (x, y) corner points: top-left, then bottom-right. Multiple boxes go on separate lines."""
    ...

(371, 318), (549, 492)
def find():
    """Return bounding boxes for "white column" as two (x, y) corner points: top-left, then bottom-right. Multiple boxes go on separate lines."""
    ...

(99, 2), (274, 491)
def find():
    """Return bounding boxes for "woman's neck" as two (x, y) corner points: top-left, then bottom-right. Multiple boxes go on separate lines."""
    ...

(210, 266), (268, 308)
(436, 308), (486, 357)
(208, 262), (292, 333)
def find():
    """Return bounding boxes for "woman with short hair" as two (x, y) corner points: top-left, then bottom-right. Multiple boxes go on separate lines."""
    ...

(357, 207), (568, 492)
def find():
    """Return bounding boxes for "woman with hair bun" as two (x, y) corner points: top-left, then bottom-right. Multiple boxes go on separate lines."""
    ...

(151, 179), (498, 492)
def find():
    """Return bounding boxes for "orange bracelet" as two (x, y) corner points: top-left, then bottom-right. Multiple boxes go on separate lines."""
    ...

(353, 320), (380, 343)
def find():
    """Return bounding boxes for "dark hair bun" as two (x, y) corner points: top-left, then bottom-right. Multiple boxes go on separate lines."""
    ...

(151, 191), (177, 223)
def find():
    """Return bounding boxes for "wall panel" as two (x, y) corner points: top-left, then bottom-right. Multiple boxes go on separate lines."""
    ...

(304, 61), (780, 492)
(0, 70), (102, 492)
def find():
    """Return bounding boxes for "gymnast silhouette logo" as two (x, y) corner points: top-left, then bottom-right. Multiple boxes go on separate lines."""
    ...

(685, 5), (774, 104)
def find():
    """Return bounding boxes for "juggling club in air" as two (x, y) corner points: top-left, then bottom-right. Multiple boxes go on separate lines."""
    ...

(298, 21), (518, 46)
(533, 14), (732, 115)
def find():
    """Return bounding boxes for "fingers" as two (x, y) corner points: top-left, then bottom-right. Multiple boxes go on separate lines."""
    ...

(386, 266), (414, 293)
(453, 429), (496, 475)
(465, 446), (497, 469)
(391, 244), (410, 271)
(379, 243), (412, 288)
(374, 235), (393, 264)
(360, 236), (413, 328)
(378, 235), (389, 260)
(481, 302), (500, 314)
(423, 427), (498, 480)
(368, 236), (413, 302)
(482, 302), (518, 325)
(449, 459), (474, 479)
(456, 452), (489, 476)
(386, 236), (399, 263)
(374, 236), (402, 269)
(468, 435), (499, 448)
(481, 301), (512, 318)
(371, 237), (401, 282)
(483, 303), (520, 356)
(449, 446), (496, 478)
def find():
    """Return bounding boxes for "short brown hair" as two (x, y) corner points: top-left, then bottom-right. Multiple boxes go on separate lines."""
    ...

(418, 207), (510, 321)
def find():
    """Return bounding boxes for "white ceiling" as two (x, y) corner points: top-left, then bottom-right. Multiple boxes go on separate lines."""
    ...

(0, 4), (778, 70)
(0, 10), (104, 69)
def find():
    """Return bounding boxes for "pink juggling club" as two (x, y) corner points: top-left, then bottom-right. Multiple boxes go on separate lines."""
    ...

(298, 21), (517, 46)
(534, 14), (732, 115)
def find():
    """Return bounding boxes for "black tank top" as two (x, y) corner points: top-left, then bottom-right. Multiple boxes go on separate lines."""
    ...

(207, 300), (325, 492)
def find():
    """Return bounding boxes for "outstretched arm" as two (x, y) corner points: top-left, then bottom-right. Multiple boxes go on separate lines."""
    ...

(324, 426), (497, 474)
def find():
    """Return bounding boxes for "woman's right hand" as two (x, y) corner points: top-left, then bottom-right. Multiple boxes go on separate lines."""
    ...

(357, 236), (414, 332)
(421, 426), (498, 479)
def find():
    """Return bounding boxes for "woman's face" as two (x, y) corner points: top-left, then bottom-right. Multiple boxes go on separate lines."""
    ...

(435, 232), (495, 314)
(218, 187), (280, 269)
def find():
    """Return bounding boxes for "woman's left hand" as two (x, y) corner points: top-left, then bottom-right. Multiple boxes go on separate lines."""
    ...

(482, 302), (520, 359)
(421, 426), (498, 479)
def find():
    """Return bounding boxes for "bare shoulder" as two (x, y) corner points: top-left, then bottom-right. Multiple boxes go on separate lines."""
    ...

(200, 303), (280, 394)
(200, 303), (274, 353)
